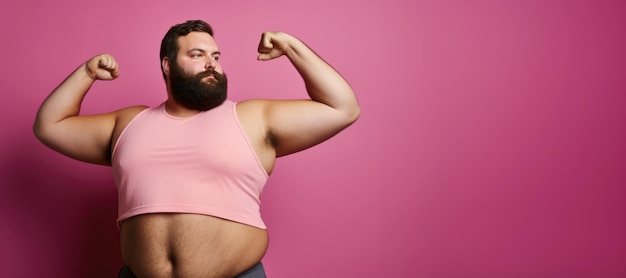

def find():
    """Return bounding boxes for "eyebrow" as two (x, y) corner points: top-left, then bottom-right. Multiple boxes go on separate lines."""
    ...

(188, 48), (221, 56)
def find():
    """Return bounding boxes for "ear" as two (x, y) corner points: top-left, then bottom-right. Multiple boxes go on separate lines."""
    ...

(162, 57), (171, 76)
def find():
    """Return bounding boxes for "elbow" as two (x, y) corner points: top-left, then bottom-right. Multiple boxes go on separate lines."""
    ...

(346, 88), (361, 124)
(349, 104), (360, 124)
(32, 118), (51, 145)
(32, 122), (62, 155)
(33, 118), (42, 138)
(343, 101), (361, 127)
(32, 121), (45, 144)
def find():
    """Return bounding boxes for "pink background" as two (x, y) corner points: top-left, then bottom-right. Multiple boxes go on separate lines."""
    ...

(1, 0), (625, 277)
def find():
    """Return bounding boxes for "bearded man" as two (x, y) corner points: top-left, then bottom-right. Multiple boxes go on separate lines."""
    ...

(33, 20), (360, 278)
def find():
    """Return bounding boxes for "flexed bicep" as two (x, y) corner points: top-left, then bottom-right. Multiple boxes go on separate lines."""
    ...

(264, 99), (356, 157)
(37, 113), (118, 165)
(34, 54), (125, 165)
(254, 32), (359, 157)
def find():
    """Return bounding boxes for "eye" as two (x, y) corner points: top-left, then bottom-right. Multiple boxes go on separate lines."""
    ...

(212, 55), (220, 61)
(191, 52), (203, 58)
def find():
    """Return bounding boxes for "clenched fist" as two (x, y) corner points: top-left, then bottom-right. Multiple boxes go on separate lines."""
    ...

(85, 53), (120, 80)
(257, 32), (296, 61)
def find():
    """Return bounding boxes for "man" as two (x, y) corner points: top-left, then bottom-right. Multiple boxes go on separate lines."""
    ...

(33, 20), (359, 278)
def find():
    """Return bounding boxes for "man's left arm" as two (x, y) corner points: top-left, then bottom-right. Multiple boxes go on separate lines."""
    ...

(256, 31), (360, 157)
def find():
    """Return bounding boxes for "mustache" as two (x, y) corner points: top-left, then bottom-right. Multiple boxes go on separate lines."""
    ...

(197, 69), (225, 80)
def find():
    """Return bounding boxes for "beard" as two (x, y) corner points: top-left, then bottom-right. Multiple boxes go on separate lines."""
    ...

(169, 62), (228, 111)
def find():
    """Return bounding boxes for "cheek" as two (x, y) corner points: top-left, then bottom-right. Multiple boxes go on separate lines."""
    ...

(215, 65), (224, 74)
(184, 66), (205, 76)
(177, 60), (204, 73)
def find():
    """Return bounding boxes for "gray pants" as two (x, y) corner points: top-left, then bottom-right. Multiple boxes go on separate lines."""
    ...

(118, 262), (266, 278)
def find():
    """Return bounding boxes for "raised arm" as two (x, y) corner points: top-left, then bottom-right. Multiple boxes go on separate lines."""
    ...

(254, 32), (360, 157)
(33, 54), (123, 165)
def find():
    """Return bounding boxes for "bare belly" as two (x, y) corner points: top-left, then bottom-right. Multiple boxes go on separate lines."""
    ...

(119, 213), (268, 278)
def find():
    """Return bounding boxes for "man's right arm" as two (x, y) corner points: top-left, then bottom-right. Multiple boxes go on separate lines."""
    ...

(33, 54), (121, 166)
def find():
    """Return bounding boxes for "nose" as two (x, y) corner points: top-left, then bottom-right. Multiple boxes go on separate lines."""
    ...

(204, 58), (216, 70)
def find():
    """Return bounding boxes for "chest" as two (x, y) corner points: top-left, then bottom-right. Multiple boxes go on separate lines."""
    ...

(120, 111), (255, 172)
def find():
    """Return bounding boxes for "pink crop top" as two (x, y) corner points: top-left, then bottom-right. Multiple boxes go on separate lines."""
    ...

(111, 100), (269, 229)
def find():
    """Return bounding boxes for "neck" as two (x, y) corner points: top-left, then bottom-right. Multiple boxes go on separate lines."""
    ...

(164, 98), (201, 117)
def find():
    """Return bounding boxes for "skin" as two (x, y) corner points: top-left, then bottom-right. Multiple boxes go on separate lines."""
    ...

(34, 30), (359, 277)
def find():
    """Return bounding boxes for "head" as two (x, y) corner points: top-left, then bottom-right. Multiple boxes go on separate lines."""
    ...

(160, 20), (227, 111)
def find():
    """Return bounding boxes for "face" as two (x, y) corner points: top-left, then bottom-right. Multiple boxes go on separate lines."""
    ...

(166, 32), (228, 111)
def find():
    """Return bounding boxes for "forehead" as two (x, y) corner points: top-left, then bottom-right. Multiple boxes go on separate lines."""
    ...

(176, 31), (219, 53)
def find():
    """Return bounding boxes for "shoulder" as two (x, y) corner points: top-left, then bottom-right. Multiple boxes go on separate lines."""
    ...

(110, 105), (151, 152)
(116, 105), (150, 119)
(118, 104), (150, 114)
(234, 99), (273, 119)
(235, 99), (295, 115)
(235, 99), (269, 110)
(113, 105), (150, 131)
(233, 99), (272, 138)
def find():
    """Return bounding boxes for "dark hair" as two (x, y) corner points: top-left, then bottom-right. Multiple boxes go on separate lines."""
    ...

(160, 20), (214, 78)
